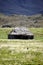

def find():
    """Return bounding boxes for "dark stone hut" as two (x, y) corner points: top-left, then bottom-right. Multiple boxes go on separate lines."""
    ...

(8, 27), (34, 39)
(2, 24), (11, 28)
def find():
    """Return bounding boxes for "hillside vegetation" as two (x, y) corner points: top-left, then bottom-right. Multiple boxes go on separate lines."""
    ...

(0, 14), (43, 27)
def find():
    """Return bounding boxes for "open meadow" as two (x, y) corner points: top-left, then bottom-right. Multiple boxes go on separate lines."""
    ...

(0, 28), (43, 65)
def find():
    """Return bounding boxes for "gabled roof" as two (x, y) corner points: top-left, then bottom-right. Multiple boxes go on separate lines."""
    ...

(10, 27), (33, 35)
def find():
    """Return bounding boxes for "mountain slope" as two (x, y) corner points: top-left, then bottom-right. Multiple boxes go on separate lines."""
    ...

(0, 14), (43, 27)
(0, 0), (43, 15)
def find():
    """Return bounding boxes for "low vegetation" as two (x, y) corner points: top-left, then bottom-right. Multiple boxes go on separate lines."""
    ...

(0, 14), (43, 27)
(0, 40), (43, 65)
(0, 28), (43, 65)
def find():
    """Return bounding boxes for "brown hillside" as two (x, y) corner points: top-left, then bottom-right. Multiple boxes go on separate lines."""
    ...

(0, 13), (43, 27)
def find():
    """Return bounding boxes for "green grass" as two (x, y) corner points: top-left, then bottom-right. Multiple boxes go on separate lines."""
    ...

(0, 28), (12, 39)
(0, 28), (43, 65)
(0, 40), (43, 65)
(30, 28), (43, 41)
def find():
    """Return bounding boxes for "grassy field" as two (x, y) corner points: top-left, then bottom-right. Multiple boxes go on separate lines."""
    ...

(0, 28), (43, 65)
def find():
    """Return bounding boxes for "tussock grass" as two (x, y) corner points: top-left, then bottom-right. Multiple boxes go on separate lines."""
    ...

(0, 28), (43, 65)
(0, 40), (43, 65)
